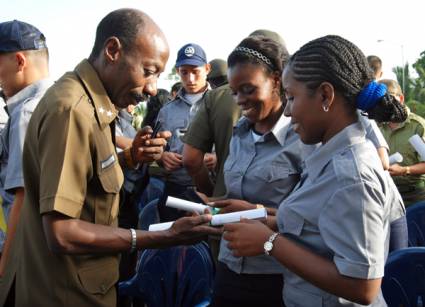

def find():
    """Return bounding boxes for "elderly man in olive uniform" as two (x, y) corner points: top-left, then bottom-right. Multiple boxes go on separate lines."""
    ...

(0, 9), (217, 307)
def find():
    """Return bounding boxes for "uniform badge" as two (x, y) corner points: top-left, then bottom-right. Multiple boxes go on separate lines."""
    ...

(101, 154), (116, 169)
(184, 46), (195, 57)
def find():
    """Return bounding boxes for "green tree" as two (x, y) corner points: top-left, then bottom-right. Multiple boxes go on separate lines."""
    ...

(166, 66), (180, 82)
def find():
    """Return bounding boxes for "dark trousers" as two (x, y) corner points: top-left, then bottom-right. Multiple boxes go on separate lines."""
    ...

(209, 262), (285, 307)
(389, 215), (408, 252)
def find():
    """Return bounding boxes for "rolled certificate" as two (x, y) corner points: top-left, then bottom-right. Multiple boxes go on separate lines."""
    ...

(409, 135), (425, 161)
(210, 208), (267, 226)
(149, 221), (174, 231)
(166, 196), (208, 214)
(148, 208), (267, 231)
(389, 152), (403, 165)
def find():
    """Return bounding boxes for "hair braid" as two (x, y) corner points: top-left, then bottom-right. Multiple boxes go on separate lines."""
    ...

(288, 35), (407, 122)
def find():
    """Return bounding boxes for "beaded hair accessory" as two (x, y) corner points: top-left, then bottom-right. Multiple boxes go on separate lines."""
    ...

(356, 81), (387, 111)
(233, 46), (274, 69)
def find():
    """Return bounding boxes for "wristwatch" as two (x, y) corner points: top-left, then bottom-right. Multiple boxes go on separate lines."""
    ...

(264, 232), (279, 256)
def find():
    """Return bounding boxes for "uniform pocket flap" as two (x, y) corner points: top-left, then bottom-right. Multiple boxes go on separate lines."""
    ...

(78, 260), (119, 295)
(98, 161), (123, 194)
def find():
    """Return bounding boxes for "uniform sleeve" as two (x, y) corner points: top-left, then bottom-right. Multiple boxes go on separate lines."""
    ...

(3, 104), (32, 191)
(182, 95), (214, 153)
(361, 116), (389, 150)
(38, 106), (93, 218)
(319, 181), (386, 279)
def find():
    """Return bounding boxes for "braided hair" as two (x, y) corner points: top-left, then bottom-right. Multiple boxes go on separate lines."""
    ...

(287, 35), (407, 123)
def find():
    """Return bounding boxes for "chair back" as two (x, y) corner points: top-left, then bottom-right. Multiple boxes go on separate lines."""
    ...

(406, 201), (425, 246)
(382, 247), (425, 307)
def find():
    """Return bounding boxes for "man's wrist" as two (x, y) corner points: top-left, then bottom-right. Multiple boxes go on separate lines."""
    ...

(124, 147), (139, 169)
(405, 166), (411, 175)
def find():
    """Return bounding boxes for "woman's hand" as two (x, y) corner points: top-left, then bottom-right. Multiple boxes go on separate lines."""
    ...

(210, 199), (256, 214)
(223, 219), (274, 257)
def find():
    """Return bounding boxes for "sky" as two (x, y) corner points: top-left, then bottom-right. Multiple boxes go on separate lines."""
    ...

(3, 0), (425, 90)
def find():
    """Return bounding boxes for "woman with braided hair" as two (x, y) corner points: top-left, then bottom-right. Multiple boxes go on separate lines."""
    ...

(223, 35), (406, 306)
(208, 35), (316, 307)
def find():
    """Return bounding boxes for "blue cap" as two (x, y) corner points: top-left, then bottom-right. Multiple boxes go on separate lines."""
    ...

(0, 20), (47, 53)
(175, 43), (207, 67)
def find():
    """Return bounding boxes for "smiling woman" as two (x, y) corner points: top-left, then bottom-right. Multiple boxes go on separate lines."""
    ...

(209, 35), (316, 307)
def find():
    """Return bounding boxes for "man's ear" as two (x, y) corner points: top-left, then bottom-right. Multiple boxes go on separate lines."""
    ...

(15, 52), (27, 72)
(204, 63), (211, 75)
(103, 37), (122, 63)
(318, 82), (335, 111)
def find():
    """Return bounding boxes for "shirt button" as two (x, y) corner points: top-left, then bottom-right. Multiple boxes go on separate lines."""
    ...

(100, 284), (106, 292)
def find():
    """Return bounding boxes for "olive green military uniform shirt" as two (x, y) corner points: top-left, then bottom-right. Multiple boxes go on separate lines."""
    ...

(1, 60), (124, 307)
(182, 84), (241, 197)
(380, 111), (425, 206)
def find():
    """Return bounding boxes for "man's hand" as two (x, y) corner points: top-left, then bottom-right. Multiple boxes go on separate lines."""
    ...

(203, 153), (217, 171)
(132, 126), (171, 163)
(389, 163), (408, 176)
(161, 152), (183, 171)
(167, 214), (222, 245)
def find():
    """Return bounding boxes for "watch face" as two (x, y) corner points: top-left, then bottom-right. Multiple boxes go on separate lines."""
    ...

(264, 241), (273, 252)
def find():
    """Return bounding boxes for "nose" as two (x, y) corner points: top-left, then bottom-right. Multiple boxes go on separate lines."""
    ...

(188, 73), (196, 83)
(283, 99), (292, 117)
(143, 78), (158, 97)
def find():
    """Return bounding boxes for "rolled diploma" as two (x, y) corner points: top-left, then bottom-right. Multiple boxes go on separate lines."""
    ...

(210, 208), (267, 226)
(388, 152), (403, 164)
(148, 208), (267, 231)
(409, 134), (425, 161)
(166, 196), (208, 214)
(149, 221), (174, 231)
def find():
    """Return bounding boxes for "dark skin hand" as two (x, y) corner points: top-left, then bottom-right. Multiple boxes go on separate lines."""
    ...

(223, 219), (382, 305)
(131, 126), (171, 163)
(211, 199), (278, 230)
(42, 212), (221, 255)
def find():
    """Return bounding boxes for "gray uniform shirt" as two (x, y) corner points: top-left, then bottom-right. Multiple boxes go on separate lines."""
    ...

(220, 114), (315, 274)
(115, 109), (144, 193)
(156, 88), (208, 186)
(277, 121), (399, 307)
(358, 111), (388, 150)
(0, 78), (52, 251)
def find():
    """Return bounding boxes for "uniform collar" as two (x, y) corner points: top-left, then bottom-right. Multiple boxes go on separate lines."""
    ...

(304, 121), (366, 182)
(174, 83), (210, 106)
(234, 111), (291, 147)
(6, 78), (52, 115)
(75, 59), (117, 129)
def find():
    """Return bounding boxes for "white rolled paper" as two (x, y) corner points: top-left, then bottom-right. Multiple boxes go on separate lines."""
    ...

(148, 221), (174, 231)
(409, 134), (425, 161)
(389, 152), (403, 165)
(148, 208), (268, 231)
(210, 208), (267, 226)
(166, 196), (208, 214)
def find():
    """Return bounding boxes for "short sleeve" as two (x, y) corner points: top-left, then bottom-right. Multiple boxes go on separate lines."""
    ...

(38, 106), (93, 218)
(361, 117), (389, 150)
(3, 106), (30, 191)
(182, 95), (214, 153)
(319, 181), (386, 279)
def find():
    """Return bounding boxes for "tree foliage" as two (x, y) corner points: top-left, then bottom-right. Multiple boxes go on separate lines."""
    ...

(392, 50), (425, 117)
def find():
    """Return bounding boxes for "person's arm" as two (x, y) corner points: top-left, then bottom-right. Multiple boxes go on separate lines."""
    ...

(115, 135), (133, 150)
(0, 188), (24, 277)
(223, 220), (381, 305)
(377, 147), (389, 170)
(389, 162), (425, 176)
(183, 144), (214, 196)
(42, 211), (220, 254)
